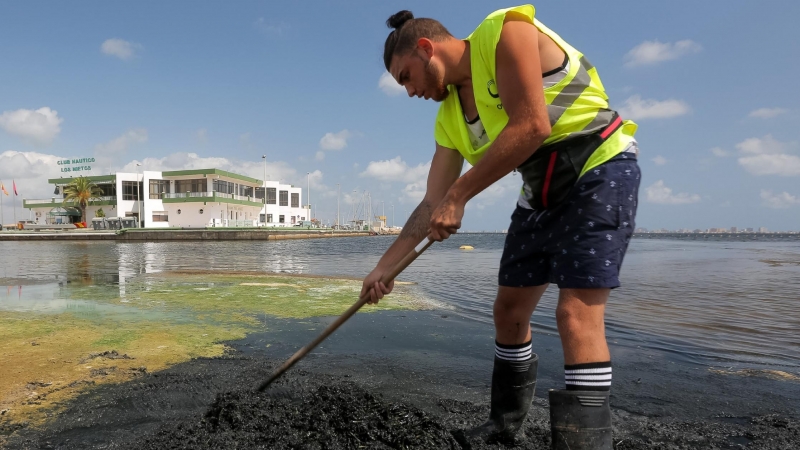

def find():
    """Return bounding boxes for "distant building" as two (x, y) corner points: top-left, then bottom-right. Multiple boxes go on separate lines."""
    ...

(635, 227), (648, 233)
(745, 227), (754, 232)
(730, 227), (737, 233)
(758, 227), (768, 233)
(25, 169), (307, 228)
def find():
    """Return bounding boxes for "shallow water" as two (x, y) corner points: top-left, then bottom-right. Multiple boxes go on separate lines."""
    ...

(1, 235), (799, 372)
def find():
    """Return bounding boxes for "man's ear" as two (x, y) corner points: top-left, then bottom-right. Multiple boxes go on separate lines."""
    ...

(417, 38), (435, 59)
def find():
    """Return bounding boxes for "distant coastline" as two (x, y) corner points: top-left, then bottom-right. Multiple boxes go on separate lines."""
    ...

(633, 231), (800, 241)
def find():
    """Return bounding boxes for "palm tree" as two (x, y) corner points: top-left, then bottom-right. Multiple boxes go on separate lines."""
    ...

(62, 177), (103, 224)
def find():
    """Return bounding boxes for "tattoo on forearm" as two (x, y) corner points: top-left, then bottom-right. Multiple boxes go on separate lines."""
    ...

(399, 201), (432, 241)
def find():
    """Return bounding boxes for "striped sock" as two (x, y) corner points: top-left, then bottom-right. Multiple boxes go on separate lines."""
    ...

(564, 361), (612, 391)
(495, 340), (533, 362)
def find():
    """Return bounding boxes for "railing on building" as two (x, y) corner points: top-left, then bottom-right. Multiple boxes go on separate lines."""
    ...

(162, 192), (213, 199)
(161, 192), (258, 202)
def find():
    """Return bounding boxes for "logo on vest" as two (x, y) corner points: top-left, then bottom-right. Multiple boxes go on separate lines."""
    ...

(487, 80), (499, 98)
(487, 80), (503, 109)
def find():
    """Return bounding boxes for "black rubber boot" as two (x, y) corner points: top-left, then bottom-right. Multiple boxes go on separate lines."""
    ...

(455, 354), (538, 447)
(549, 389), (612, 449)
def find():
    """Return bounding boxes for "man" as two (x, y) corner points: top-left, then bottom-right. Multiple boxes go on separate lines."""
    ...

(362, 5), (641, 449)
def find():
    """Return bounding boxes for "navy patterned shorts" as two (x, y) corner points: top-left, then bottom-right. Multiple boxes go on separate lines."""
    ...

(499, 153), (641, 289)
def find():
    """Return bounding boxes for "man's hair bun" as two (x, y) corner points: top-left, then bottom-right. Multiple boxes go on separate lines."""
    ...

(387, 10), (414, 30)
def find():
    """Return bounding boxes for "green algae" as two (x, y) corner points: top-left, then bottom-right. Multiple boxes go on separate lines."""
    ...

(0, 272), (430, 431)
(61, 272), (425, 321)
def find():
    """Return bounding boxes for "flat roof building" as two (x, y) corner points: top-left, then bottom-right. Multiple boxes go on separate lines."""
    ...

(23, 169), (308, 228)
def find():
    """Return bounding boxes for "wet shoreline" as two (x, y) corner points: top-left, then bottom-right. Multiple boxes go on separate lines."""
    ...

(4, 310), (798, 449)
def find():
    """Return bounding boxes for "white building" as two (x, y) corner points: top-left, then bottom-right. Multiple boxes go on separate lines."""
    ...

(24, 169), (309, 228)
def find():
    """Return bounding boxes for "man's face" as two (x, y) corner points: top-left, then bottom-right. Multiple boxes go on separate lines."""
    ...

(390, 50), (449, 102)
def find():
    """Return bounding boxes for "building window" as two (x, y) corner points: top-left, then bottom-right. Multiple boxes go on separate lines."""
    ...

(291, 192), (299, 208)
(238, 185), (253, 197)
(98, 183), (116, 197)
(213, 179), (234, 194)
(266, 188), (276, 204)
(279, 190), (288, 206)
(279, 215), (285, 223)
(122, 181), (142, 201)
(149, 179), (170, 199)
(267, 214), (273, 223)
(175, 179), (206, 193)
(152, 212), (169, 222)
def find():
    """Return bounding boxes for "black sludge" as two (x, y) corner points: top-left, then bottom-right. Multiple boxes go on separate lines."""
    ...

(134, 383), (460, 450)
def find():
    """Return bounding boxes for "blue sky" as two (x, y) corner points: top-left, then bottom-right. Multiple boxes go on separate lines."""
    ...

(1, 1), (798, 231)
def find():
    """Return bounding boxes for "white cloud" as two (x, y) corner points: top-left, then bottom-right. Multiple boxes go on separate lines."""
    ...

(652, 155), (667, 165)
(624, 39), (702, 67)
(360, 156), (433, 204)
(254, 18), (289, 36)
(319, 129), (352, 151)
(617, 95), (690, 120)
(401, 179), (427, 204)
(736, 135), (800, 176)
(360, 156), (430, 184)
(378, 72), (405, 96)
(305, 170), (324, 190)
(314, 151), (325, 161)
(91, 128), (148, 171)
(468, 169), (520, 210)
(736, 134), (786, 155)
(0, 150), (63, 182)
(94, 128), (148, 158)
(710, 147), (729, 157)
(645, 180), (701, 205)
(748, 108), (788, 119)
(0, 151), (71, 202)
(739, 154), (800, 176)
(101, 38), (141, 61)
(0, 107), (63, 146)
(760, 190), (800, 209)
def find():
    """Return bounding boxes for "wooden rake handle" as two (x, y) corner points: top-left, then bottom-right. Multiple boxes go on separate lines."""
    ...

(256, 238), (435, 392)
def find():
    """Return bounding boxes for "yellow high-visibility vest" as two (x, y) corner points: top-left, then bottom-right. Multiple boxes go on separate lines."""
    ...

(434, 4), (637, 177)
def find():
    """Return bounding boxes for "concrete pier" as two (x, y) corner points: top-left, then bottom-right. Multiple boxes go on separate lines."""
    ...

(0, 229), (371, 241)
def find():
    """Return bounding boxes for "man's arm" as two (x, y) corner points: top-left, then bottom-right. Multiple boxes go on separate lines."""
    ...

(429, 16), (551, 240)
(360, 144), (463, 303)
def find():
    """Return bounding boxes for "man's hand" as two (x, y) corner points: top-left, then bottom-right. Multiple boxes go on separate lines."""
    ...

(428, 193), (465, 241)
(360, 266), (395, 304)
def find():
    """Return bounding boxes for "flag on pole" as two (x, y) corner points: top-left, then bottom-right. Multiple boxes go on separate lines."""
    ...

(13, 180), (17, 196)
(0, 181), (8, 196)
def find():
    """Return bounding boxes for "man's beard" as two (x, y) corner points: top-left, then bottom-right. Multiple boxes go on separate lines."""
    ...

(425, 60), (449, 102)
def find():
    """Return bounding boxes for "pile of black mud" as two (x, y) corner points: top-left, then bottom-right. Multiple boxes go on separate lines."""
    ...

(5, 354), (798, 450)
(136, 383), (462, 449)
